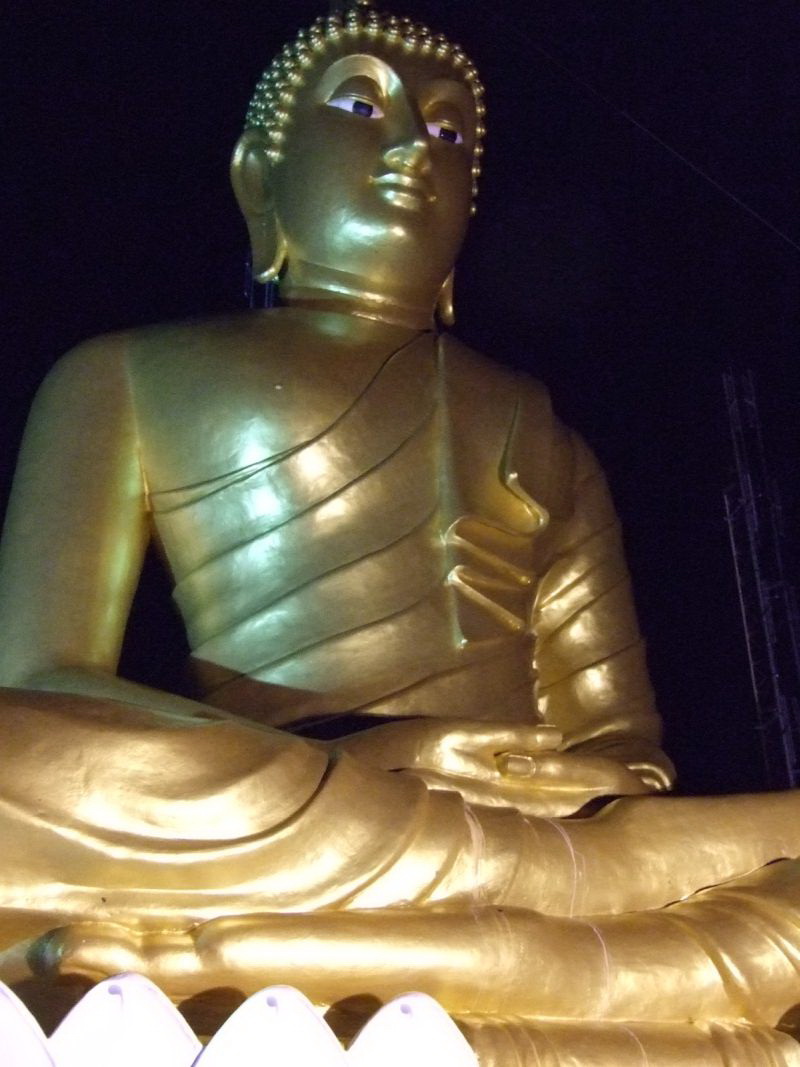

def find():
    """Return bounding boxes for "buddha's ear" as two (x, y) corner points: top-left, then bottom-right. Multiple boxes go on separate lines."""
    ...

(230, 130), (286, 282)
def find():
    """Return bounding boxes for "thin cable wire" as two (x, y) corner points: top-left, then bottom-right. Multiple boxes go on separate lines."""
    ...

(487, 16), (800, 256)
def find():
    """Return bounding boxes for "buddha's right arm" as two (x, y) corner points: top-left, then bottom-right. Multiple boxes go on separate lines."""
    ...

(0, 337), (221, 721)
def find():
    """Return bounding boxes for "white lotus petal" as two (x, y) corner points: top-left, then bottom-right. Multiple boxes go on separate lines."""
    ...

(49, 973), (201, 1067)
(348, 993), (478, 1067)
(198, 985), (347, 1067)
(0, 980), (55, 1067)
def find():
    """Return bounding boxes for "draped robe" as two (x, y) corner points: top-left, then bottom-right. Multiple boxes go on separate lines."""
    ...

(1, 313), (798, 1064)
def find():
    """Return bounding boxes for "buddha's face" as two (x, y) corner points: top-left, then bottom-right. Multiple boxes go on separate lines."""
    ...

(268, 43), (477, 319)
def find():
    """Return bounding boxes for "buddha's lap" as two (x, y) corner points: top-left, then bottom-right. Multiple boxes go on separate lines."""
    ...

(2, 687), (799, 924)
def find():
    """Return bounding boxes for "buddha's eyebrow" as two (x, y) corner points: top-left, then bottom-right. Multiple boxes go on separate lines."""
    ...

(417, 77), (474, 113)
(314, 54), (399, 101)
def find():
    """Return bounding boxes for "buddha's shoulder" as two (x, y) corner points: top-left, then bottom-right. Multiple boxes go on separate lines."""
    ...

(43, 319), (556, 423)
(46, 310), (307, 370)
(440, 333), (555, 417)
(57, 312), (286, 370)
(441, 335), (594, 509)
(40, 315), (242, 385)
(52, 309), (424, 383)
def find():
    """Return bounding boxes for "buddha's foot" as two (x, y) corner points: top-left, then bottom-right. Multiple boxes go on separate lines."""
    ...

(30, 870), (800, 1028)
(27, 920), (800, 1066)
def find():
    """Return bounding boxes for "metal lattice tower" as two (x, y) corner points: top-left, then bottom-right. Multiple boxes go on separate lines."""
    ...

(723, 369), (800, 788)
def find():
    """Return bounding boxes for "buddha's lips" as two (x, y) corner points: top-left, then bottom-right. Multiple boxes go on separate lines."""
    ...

(371, 172), (436, 204)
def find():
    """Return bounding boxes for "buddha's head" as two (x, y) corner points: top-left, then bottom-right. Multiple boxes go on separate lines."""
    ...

(231, 1), (485, 327)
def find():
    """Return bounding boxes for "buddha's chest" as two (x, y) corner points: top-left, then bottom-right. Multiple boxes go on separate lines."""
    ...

(132, 334), (436, 574)
(132, 343), (411, 498)
(130, 330), (543, 597)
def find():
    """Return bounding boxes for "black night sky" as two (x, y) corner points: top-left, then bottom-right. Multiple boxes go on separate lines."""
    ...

(4, 1), (799, 795)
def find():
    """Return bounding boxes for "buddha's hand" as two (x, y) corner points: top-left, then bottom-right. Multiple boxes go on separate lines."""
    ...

(334, 719), (650, 816)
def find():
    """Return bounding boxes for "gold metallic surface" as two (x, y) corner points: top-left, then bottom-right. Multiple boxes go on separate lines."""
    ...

(1, 8), (799, 1064)
(243, 7), (485, 209)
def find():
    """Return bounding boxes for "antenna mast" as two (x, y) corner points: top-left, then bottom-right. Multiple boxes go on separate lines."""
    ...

(723, 368), (800, 788)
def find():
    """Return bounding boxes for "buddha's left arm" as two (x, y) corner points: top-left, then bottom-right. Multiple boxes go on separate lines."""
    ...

(530, 426), (675, 792)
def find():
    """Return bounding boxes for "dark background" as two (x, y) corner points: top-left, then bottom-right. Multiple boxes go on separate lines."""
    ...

(4, 1), (798, 794)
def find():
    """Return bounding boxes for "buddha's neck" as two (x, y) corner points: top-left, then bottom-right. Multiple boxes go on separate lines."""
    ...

(280, 260), (438, 332)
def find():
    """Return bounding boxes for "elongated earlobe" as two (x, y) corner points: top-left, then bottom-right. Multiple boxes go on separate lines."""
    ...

(231, 130), (287, 286)
(436, 270), (455, 326)
(253, 221), (288, 284)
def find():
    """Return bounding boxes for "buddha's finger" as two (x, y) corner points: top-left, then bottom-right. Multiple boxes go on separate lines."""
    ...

(452, 723), (563, 758)
(497, 752), (648, 794)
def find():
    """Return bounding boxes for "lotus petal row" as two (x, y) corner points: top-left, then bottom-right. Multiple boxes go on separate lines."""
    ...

(0, 974), (478, 1067)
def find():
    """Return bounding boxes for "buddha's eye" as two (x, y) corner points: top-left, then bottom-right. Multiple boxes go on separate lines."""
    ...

(426, 122), (463, 145)
(327, 96), (385, 119)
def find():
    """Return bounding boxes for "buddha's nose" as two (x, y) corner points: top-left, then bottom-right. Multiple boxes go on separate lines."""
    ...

(382, 132), (431, 175)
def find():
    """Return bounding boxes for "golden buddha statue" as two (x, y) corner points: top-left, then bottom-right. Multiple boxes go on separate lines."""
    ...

(1, 4), (799, 1063)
